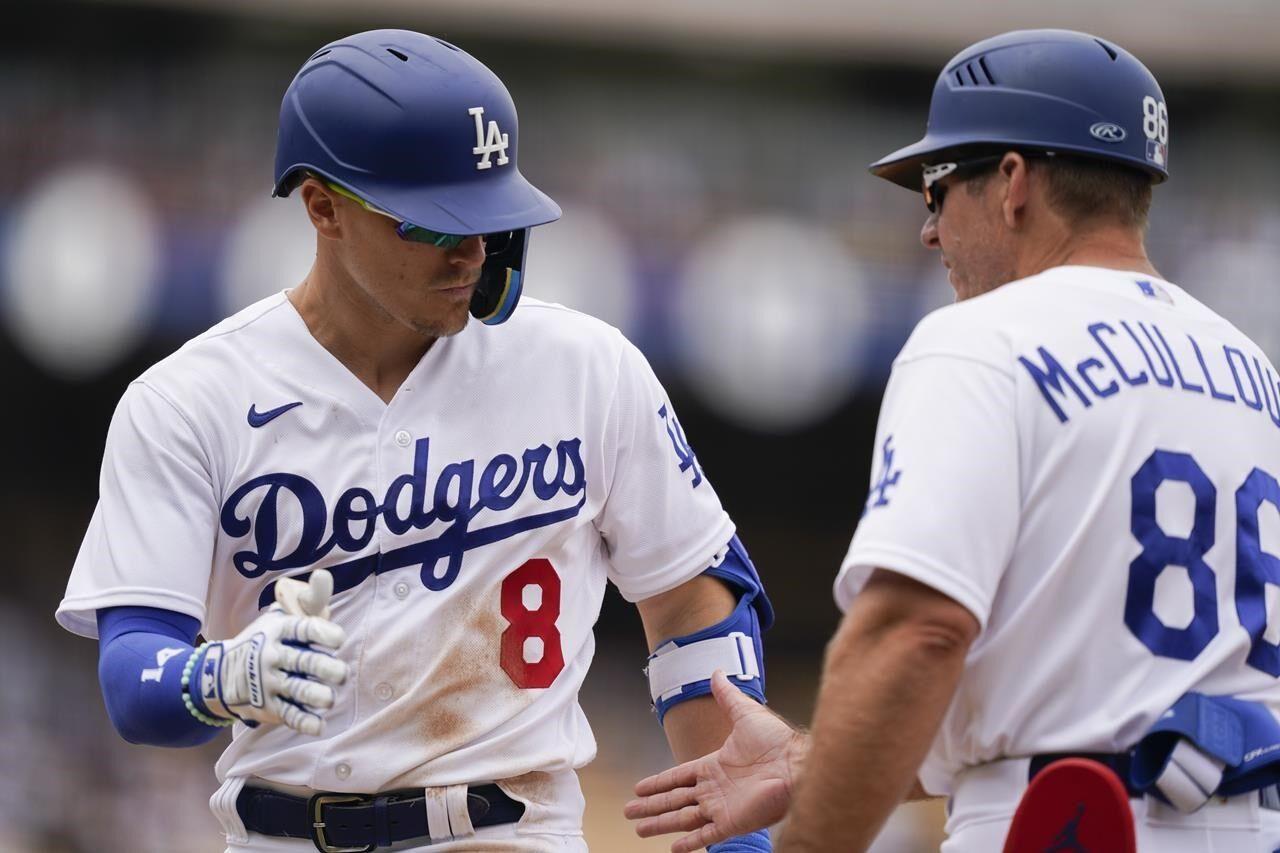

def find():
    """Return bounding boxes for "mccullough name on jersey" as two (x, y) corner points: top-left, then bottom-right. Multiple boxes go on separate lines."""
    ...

(1019, 318), (1280, 425)
(219, 435), (588, 607)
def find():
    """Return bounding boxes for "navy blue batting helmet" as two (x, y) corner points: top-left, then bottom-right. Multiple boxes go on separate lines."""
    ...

(870, 29), (1169, 191)
(273, 29), (561, 325)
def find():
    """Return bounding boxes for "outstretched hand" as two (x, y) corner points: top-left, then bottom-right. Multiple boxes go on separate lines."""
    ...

(625, 671), (806, 853)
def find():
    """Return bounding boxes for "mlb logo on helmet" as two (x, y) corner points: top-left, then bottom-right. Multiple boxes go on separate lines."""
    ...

(1146, 139), (1167, 167)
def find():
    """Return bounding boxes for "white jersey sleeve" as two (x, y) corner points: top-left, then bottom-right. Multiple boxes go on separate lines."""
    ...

(56, 380), (217, 638)
(835, 314), (1020, 628)
(598, 339), (734, 602)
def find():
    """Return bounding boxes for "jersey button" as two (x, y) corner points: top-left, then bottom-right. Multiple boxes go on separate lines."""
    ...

(394, 429), (412, 447)
(393, 581), (410, 600)
(374, 682), (393, 701)
(335, 762), (351, 780)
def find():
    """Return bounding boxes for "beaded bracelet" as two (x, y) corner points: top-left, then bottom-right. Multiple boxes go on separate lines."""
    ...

(181, 644), (234, 728)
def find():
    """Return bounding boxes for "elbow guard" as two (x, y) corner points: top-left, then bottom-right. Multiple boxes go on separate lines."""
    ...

(647, 535), (773, 724)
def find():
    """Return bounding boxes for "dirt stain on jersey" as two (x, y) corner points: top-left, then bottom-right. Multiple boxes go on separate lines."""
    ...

(418, 598), (512, 744)
(377, 579), (536, 788)
(497, 770), (557, 810)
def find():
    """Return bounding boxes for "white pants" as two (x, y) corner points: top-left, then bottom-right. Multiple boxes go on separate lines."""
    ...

(212, 770), (588, 852)
(223, 825), (586, 852)
(942, 758), (1280, 853)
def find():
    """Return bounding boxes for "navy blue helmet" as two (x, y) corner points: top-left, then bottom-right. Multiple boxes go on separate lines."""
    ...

(870, 29), (1169, 191)
(273, 30), (562, 324)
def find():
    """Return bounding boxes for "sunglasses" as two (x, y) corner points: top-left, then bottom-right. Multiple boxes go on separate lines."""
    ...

(921, 155), (1005, 214)
(921, 151), (1062, 214)
(322, 180), (512, 255)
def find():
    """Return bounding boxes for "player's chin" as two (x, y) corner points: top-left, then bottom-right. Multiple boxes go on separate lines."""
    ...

(441, 310), (471, 337)
(412, 301), (471, 338)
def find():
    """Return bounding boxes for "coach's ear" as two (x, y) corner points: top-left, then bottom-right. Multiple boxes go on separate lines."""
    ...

(999, 152), (1032, 230)
(299, 177), (343, 239)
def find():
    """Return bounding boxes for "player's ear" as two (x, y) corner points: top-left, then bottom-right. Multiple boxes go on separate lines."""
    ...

(1000, 152), (1031, 230)
(299, 178), (343, 239)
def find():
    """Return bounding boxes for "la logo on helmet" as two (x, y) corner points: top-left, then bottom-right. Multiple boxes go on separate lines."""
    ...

(469, 106), (510, 170)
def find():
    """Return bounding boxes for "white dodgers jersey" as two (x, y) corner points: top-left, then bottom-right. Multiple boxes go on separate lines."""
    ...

(57, 293), (733, 796)
(836, 266), (1280, 796)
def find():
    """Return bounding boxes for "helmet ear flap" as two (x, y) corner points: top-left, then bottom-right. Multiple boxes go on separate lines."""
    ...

(470, 228), (529, 325)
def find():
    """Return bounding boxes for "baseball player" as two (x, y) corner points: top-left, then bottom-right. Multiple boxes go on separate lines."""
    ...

(625, 29), (1280, 852)
(55, 30), (773, 853)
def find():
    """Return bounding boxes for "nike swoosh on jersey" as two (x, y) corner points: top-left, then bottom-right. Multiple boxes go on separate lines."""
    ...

(247, 401), (303, 428)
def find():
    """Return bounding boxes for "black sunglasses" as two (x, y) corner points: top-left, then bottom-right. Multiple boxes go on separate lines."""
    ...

(921, 155), (1005, 214)
(922, 151), (1062, 214)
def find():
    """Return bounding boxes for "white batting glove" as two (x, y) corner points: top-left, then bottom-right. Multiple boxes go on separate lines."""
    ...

(193, 570), (348, 736)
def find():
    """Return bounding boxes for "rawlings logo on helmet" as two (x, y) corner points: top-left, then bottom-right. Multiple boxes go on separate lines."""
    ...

(469, 106), (510, 170)
(1090, 122), (1127, 143)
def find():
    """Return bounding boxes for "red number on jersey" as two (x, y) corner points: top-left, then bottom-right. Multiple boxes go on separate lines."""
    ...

(500, 559), (565, 688)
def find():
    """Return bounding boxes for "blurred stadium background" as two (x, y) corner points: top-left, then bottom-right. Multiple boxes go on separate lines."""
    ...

(4, 0), (1278, 850)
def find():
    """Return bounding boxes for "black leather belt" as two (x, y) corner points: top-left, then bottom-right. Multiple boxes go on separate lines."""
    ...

(1029, 752), (1280, 810)
(236, 783), (525, 852)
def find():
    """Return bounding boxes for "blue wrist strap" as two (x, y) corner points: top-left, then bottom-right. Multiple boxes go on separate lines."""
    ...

(709, 828), (771, 852)
(1130, 692), (1280, 803)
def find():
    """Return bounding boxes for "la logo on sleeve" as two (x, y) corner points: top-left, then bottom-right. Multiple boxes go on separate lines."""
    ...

(658, 404), (703, 488)
(863, 435), (902, 516)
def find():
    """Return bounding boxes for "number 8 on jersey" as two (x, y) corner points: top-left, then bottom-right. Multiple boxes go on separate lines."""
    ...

(501, 559), (565, 688)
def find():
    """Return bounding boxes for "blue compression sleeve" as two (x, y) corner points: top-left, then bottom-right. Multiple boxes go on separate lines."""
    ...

(96, 606), (222, 747)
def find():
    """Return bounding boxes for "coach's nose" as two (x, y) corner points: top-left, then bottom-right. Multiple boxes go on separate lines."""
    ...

(920, 213), (941, 250)
(449, 235), (487, 269)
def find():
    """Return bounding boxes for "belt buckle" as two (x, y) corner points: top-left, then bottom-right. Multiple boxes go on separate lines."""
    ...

(308, 794), (375, 853)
